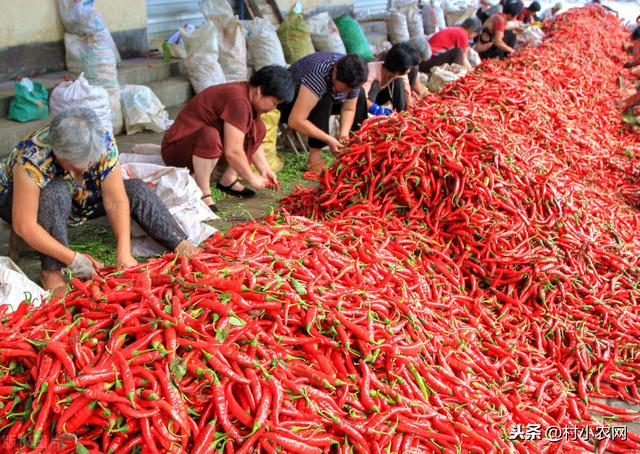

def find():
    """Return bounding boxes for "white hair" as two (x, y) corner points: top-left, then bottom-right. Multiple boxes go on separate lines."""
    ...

(48, 107), (105, 169)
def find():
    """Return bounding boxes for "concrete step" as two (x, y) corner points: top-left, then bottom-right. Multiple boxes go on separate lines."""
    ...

(0, 56), (186, 119)
(0, 75), (192, 159)
(0, 117), (49, 158)
(147, 77), (193, 109)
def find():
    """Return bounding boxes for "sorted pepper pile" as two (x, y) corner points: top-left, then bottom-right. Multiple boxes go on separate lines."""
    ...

(2, 5), (640, 454)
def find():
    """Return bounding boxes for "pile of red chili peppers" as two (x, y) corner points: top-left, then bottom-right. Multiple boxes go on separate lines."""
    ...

(2, 5), (640, 454)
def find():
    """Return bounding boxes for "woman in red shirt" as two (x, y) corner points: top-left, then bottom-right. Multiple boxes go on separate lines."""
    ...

(419, 17), (482, 74)
(161, 66), (294, 212)
(516, 1), (541, 24)
(475, 0), (523, 59)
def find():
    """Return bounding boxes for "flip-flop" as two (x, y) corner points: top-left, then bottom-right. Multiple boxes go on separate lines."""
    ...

(216, 179), (256, 198)
(201, 194), (219, 213)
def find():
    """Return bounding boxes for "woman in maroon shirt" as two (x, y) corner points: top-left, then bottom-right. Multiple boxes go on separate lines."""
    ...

(475, 0), (523, 59)
(161, 66), (294, 212)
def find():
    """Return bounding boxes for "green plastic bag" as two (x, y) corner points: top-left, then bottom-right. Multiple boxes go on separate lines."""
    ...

(277, 11), (315, 64)
(8, 79), (49, 122)
(335, 15), (373, 61)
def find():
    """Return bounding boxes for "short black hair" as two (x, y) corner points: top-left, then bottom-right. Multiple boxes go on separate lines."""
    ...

(249, 65), (295, 103)
(529, 1), (541, 12)
(335, 54), (369, 89)
(632, 26), (640, 41)
(384, 43), (420, 74)
(503, 0), (524, 17)
(461, 17), (483, 34)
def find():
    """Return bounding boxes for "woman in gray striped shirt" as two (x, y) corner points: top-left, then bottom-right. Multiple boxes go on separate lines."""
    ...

(278, 52), (368, 172)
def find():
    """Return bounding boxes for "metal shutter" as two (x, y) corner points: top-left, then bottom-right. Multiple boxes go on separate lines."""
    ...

(353, 0), (389, 18)
(146, 0), (205, 50)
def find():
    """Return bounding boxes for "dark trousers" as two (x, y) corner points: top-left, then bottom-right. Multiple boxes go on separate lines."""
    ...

(478, 30), (517, 60)
(279, 90), (368, 149)
(352, 78), (407, 128)
(418, 47), (465, 74)
(0, 178), (187, 270)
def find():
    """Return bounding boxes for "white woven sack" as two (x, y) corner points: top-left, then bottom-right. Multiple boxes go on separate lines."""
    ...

(214, 17), (248, 82)
(65, 31), (119, 89)
(121, 85), (169, 135)
(407, 8), (425, 39)
(181, 22), (226, 92)
(247, 18), (286, 70)
(307, 13), (347, 54)
(386, 9), (410, 44)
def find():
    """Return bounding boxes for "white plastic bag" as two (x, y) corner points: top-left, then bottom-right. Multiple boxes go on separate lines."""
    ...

(246, 18), (287, 70)
(307, 13), (347, 54)
(120, 85), (170, 135)
(386, 9), (410, 44)
(518, 26), (545, 48)
(58, 0), (105, 35)
(181, 22), (226, 93)
(50, 73), (113, 133)
(119, 156), (217, 257)
(466, 47), (481, 67)
(406, 8), (425, 39)
(0, 257), (47, 312)
(427, 63), (467, 93)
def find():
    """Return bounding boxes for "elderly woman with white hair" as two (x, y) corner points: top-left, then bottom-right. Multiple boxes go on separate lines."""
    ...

(0, 107), (199, 291)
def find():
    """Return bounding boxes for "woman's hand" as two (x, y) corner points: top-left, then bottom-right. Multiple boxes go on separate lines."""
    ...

(117, 252), (138, 270)
(69, 252), (103, 279)
(261, 169), (279, 190)
(326, 136), (342, 155)
(175, 240), (201, 256)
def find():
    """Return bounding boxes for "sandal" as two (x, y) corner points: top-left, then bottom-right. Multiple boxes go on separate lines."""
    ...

(201, 194), (219, 213)
(216, 179), (256, 198)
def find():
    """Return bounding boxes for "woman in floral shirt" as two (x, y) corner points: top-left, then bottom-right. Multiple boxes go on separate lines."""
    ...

(0, 108), (199, 291)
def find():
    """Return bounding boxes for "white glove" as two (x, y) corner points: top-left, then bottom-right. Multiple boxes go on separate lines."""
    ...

(68, 252), (97, 279)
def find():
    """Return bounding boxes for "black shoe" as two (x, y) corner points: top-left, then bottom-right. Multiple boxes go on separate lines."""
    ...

(201, 193), (219, 213)
(216, 179), (256, 198)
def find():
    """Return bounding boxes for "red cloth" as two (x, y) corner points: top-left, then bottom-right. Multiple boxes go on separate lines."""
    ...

(161, 82), (265, 169)
(491, 14), (507, 33)
(428, 27), (469, 54)
(516, 8), (529, 21)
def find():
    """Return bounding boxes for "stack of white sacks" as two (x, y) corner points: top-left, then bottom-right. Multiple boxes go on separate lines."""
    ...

(58, 0), (123, 134)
